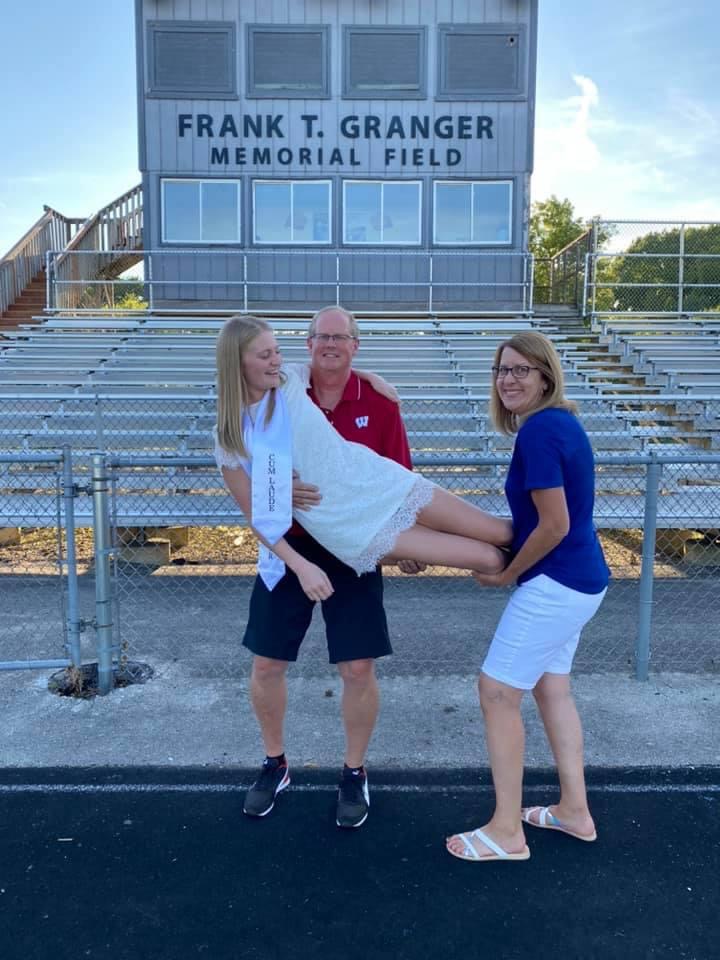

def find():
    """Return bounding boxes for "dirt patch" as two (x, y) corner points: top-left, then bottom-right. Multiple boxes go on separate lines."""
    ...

(1, 524), (643, 571)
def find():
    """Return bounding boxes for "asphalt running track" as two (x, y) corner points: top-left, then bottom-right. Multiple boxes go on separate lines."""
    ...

(0, 768), (717, 960)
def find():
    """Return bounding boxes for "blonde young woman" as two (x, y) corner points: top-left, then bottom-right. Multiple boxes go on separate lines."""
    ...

(446, 331), (609, 864)
(214, 315), (511, 600)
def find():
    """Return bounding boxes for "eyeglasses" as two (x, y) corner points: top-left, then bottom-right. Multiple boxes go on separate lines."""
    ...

(310, 333), (357, 344)
(492, 365), (539, 380)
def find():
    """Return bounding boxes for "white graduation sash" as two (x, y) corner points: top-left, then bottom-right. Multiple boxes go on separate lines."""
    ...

(243, 389), (293, 590)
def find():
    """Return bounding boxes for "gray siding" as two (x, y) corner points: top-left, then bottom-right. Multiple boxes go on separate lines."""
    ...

(137, 0), (538, 311)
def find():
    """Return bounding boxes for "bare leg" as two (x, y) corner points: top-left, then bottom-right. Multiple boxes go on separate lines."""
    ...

(416, 487), (512, 546)
(386, 524), (505, 574)
(337, 659), (379, 768)
(528, 673), (595, 837)
(446, 674), (527, 859)
(250, 655), (289, 756)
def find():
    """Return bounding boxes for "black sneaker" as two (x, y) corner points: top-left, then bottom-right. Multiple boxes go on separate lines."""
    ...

(243, 759), (290, 817)
(336, 768), (370, 828)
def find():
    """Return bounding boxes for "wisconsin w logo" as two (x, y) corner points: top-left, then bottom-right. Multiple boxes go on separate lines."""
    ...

(355, 416), (369, 429)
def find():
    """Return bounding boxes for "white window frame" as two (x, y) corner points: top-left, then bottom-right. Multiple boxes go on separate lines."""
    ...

(433, 180), (513, 247)
(161, 178), (241, 245)
(252, 180), (332, 246)
(342, 180), (422, 246)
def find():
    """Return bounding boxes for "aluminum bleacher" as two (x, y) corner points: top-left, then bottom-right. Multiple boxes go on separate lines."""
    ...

(1, 314), (718, 531)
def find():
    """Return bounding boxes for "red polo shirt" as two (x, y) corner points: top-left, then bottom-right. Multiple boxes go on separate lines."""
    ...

(289, 371), (413, 536)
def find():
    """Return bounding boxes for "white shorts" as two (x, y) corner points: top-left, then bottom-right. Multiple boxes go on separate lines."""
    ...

(481, 574), (607, 691)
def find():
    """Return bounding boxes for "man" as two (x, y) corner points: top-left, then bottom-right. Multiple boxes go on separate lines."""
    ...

(241, 305), (424, 828)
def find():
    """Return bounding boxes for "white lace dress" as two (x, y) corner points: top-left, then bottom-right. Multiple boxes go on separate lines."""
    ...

(213, 364), (436, 574)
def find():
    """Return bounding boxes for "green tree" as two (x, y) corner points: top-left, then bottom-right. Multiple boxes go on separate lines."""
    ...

(529, 196), (587, 261)
(529, 196), (588, 304)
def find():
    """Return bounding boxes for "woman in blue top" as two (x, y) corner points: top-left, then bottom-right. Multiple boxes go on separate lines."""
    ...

(447, 332), (610, 863)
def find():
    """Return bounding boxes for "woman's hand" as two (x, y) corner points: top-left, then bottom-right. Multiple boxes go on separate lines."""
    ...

(295, 560), (334, 601)
(473, 568), (514, 589)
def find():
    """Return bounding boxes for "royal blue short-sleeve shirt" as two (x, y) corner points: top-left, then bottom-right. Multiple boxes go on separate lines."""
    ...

(505, 407), (610, 594)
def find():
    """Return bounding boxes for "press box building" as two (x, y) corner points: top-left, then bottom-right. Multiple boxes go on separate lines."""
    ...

(134, 0), (538, 313)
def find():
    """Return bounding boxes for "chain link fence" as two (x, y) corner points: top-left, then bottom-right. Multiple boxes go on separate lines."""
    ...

(588, 220), (720, 317)
(528, 219), (720, 318)
(0, 451), (83, 671)
(1, 391), (718, 680)
(81, 451), (719, 681)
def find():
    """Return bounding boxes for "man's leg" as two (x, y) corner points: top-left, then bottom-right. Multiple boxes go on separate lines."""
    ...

(321, 560), (391, 829)
(334, 658), (376, 828)
(337, 658), (379, 769)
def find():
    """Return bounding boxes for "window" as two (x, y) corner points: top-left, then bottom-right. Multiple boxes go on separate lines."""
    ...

(343, 27), (426, 98)
(247, 26), (330, 98)
(434, 182), (512, 246)
(161, 180), (241, 244)
(253, 181), (331, 244)
(437, 24), (525, 100)
(343, 182), (422, 246)
(147, 22), (237, 99)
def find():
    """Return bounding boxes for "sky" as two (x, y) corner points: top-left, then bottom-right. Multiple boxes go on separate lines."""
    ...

(0, 0), (717, 257)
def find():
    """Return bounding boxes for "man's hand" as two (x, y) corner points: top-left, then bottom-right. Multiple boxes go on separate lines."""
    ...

(356, 370), (401, 404)
(397, 559), (428, 575)
(292, 470), (321, 511)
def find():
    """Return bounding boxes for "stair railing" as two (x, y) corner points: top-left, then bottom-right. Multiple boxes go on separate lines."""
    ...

(51, 184), (143, 310)
(0, 207), (84, 315)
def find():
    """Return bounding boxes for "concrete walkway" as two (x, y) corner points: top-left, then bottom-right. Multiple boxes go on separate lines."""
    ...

(2, 667), (718, 770)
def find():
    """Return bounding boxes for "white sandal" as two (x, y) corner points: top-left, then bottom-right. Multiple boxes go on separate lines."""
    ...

(447, 827), (531, 862)
(522, 806), (597, 842)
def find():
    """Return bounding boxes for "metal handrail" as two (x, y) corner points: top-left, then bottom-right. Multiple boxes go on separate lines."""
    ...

(0, 207), (84, 316)
(57, 183), (143, 262)
(47, 247), (532, 317)
(50, 185), (144, 311)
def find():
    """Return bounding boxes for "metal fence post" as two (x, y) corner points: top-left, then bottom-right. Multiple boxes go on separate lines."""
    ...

(45, 250), (52, 311)
(243, 253), (248, 313)
(526, 255), (534, 313)
(581, 253), (590, 318)
(147, 252), (154, 312)
(428, 254), (433, 313)
(636, 458), (661, 681)
(678, 223), (685, 314)
(61, 446), (82, 668)
(91, 453), (114, 694)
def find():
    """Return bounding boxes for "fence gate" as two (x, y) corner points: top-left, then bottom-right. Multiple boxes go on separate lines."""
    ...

(0, 450), (83, 672)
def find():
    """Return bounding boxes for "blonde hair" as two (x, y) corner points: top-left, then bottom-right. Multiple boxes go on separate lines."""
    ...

(489, 331), (577, 435)
(215, 315), (282, 458)
(309, 304), (359, 339)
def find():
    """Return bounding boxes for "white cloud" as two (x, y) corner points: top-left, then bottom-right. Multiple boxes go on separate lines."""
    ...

(533, 75), (719, 223)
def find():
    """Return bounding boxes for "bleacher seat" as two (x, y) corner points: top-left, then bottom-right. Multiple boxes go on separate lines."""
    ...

(2, 314), (718, 530)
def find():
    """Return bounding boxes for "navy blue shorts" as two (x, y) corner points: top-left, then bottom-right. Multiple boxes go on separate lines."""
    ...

(242, 534), (393, 664)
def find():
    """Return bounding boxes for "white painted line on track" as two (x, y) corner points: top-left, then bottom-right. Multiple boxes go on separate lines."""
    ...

(0, 783), (718, 795)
